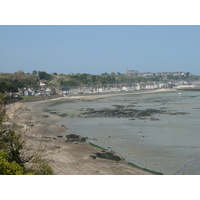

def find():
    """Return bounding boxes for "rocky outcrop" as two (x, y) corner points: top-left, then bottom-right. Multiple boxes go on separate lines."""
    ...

(90, 150), (122, 161)
(66, 134), (86, 142)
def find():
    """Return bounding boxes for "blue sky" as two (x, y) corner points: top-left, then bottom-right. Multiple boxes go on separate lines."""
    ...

(0, 25), (200, 75)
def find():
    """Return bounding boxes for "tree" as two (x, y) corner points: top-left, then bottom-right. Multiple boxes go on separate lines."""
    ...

(0, 81), (18, 93)
(32, 70), (38, 75)
(101, 73), (108, 76)
(38, 71), (52, 80)
(11, 79), (25, 89)
(21, 75), (40, 89)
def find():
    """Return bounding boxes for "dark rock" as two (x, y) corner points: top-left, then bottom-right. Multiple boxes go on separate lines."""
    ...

(86, 108), (95, 111)
(80, 137), (86, 142)
(127, 105), (135, 107)
(95, 152), (122, 161)
(58, 113), (68, 117)
(50, 111), (58, 114)
(42, 115), (49, 118)
(66, 134), (87, 143)
(112, 105), (125, 109)
(150, 117), (160, 121)
(81, 107), (167, 120)
(57, 135), (63, 138)
(169, 112), (189, 115)
(44, 136), (52, 139)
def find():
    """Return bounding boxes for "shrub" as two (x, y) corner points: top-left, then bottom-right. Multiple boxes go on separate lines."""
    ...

(26, 157), (53, 175)
(0, 150), (24, 175)
(0, 94), (53, 175)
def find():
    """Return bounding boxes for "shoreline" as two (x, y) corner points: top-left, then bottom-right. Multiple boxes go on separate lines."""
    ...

(67, 88), (177, 100)
(20, 88), (177, 103)
(14, 88), (176, 175)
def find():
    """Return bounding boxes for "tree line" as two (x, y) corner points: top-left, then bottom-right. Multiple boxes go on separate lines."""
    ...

(0, 70), (199, 91)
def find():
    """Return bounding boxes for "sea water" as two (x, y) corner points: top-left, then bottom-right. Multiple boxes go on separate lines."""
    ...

(44, 91), (200, 175)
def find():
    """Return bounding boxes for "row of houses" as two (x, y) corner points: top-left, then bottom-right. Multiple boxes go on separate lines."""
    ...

(13, 80), (196, 97)
(61, 82), (168, 96)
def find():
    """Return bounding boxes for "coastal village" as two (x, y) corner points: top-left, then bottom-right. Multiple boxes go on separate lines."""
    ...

(13, 69), (200, 98)
(15, 80), (173, 97)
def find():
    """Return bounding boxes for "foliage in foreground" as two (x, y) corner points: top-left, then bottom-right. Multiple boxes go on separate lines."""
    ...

(25, 157), (53, 175)
(0, 94), (53, 175)
(0, 150), (24, 175)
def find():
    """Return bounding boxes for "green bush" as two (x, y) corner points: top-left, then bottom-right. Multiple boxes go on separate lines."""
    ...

(0, 150), (24, 175)
(0, 129), (24, 164)
(0, 94), (53, 175)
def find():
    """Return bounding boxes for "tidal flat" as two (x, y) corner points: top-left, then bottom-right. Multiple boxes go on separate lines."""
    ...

(42, 90), (200, 175)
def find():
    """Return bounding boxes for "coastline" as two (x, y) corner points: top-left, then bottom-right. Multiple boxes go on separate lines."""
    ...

(66, 88), (177, 100)
(14, 88), (176, 175)
(20, 88), (176, 102)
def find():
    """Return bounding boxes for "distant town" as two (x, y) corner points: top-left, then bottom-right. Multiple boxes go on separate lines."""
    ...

(0, 68), (200, 99)
(125, 68), (192, 78)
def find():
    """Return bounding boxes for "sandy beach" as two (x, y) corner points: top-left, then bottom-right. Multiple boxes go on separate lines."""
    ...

(68, 88), (176, 100)
(9, 89), (176, 175)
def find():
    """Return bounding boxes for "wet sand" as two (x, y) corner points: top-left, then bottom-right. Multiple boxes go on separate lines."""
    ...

(16, 101), (152, 175)
(10, 89), (175, 175)
(55, 88), (200, 175)
(68, 88), (176, 100)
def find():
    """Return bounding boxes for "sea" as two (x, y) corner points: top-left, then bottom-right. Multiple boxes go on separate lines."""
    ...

(42, 90), (200, 175)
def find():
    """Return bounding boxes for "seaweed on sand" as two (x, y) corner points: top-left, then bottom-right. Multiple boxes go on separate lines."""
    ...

(81, 107), (167, 119)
